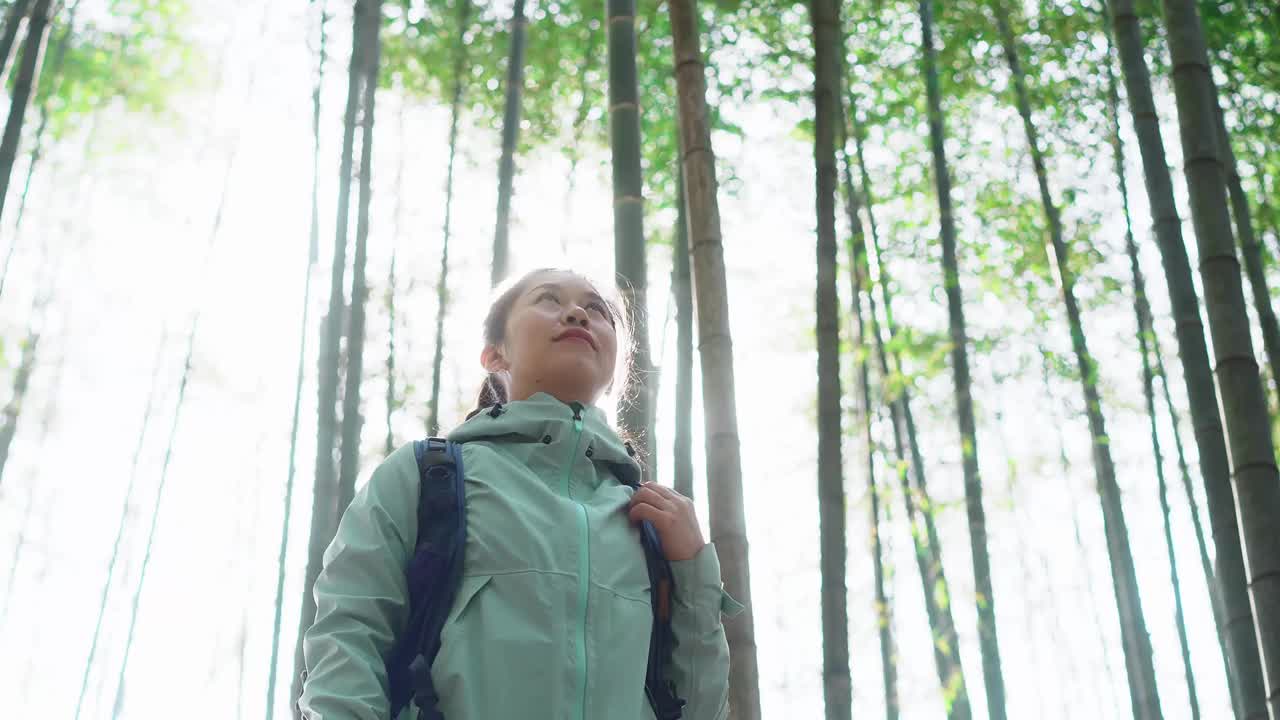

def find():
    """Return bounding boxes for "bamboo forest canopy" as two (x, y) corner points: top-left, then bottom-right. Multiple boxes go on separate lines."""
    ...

(0, 0), (1277, 718)
(381, 0), (757, 210)
(16, 0), (193, 138)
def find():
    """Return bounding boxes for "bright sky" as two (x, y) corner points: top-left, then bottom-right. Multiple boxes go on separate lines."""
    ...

(0, 0), (1239, 718)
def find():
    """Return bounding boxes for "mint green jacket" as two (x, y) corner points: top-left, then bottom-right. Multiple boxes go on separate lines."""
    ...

(299, 392), (743, 719)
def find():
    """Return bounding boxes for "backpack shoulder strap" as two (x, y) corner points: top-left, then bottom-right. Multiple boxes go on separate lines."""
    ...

(611, 465), (686, 720)
(385, 438), (466, 720)
(638, 521), (687, 720)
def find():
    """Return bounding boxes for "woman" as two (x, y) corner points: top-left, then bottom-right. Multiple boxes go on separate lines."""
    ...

(299, 267), (742, 719)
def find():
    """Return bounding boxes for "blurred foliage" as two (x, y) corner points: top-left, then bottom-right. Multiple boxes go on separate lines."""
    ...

(1201, 0), (1280, 227)
(380, 0), (751, 218)
(37, 0), (199, 140)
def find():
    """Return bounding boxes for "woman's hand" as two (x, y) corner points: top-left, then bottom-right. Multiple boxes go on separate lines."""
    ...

(626, 482), (706, 562)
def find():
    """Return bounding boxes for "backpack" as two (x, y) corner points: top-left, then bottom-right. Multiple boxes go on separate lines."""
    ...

(384, 434), (687, 720)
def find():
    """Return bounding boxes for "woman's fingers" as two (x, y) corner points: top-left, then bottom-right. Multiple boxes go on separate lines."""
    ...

(639, 482), (695, 510)
(628, 500), (668, 526)
(642, 481), (678, 496)
(627, 483), (705, 561)
(640, 482), (682, 500)
(630, 485), (672, 507)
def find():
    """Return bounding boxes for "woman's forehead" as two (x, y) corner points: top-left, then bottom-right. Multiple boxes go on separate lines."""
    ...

(525, 271), (603, 297)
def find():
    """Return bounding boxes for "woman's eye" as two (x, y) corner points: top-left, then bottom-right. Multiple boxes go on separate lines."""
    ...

(537, 291), (560, 304)
(589, 302), (616, 326)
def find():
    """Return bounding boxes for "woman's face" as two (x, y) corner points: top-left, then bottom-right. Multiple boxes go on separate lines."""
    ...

(483, 271), (620, 405)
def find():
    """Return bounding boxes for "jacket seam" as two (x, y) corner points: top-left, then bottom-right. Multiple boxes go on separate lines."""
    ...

(592, 583), (652, 604)
(462, 568), (576, 581)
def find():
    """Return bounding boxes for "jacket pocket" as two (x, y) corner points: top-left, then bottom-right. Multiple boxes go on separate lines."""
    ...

(430, 571), (562, 719)
(427, 574), (491, 717)
(591, 588), (654, 719)
(444, 574), (491, 628)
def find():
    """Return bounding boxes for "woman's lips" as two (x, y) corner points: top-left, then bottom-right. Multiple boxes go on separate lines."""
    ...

(554, 328), (597, 350)
(557, 335), (595, 349)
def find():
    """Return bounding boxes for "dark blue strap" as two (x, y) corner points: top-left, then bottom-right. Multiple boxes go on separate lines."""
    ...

(611, 464), (685, 719)
(638, 520), (686, 720)
(387, 438), (466, 720)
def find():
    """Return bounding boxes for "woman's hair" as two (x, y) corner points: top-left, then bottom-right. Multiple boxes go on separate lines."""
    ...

(465, 268), (642, 452)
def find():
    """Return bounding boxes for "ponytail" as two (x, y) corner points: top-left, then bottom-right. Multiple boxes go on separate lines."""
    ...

(465, 371), (510, 421)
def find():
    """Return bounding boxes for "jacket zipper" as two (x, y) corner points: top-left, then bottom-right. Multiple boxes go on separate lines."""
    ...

(560, 403), (589, 720)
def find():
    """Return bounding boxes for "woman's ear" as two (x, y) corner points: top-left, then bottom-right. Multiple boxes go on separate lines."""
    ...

(480, 344), (508, 373)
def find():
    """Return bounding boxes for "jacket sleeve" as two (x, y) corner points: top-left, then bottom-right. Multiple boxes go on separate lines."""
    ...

(299, 445), (419, 720)
(665, 542), (747, 720)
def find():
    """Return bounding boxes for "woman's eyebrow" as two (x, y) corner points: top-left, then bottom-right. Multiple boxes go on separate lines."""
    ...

(530, 282), (606, 306)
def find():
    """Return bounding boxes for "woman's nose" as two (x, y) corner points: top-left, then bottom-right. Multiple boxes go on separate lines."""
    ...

(564, 306), (588, 326)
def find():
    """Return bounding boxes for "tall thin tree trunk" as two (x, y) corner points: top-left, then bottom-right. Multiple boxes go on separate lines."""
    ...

(384, 101), (410, 455)
(0, 344), (63, 632)
(0, 0), (31, 81)
(0, 230), (63, 692)
(292, 0), (366, 708)
(110, 60), (251, 712)
(1111, 28), (1208, 712)
(608, 0), (654, 479)
(840, 89), (899, 720)
(808, 0), (850, 716)
(667, 1), (760, 715)
(0, 248), (49, 479)
(112, 321), (199, 720)
(0, 0), (51, 229)
(0, 326), (37, 485)
(878, 286), (971, 720)
(428, 0), (469, 438)
(336, 0), (382, 517)
(0, 0), (77, 303)
(865, 420), (898, 720)
(672, 146), (693, 500)
(918, 2), (995, 715)
(1155, 332), (1236, 704)
(991, 5), (1161, 717)
(1043, 350), (1125, 720)
(560, 21), (599, 253)
(267, 5), (327, 718)
(859, 148), (971, 720)
(491, 0), (527, 287)
(73, 327), (169, 720)
(1128, 195), (1201, 720)
(902, 354), (974, 719)
(852, 102), (964, 718)
(1158, 0), (1280, 714)
(386, 104), (401, 454)
(1100, 16), (1237, 708)
(1210, 87), (1280, 406)
(1108, 0), (1266, 715)
(386, 256), (397, 453)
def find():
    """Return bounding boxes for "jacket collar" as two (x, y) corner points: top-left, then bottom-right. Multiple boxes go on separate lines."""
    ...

(447, 391), (642, 489)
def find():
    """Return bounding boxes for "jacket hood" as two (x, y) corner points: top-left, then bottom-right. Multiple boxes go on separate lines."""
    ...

(446, 391), (643, 489)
